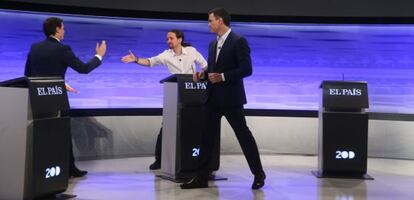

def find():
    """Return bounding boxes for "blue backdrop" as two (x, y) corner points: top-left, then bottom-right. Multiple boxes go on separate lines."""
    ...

(1, 10), (413, 113)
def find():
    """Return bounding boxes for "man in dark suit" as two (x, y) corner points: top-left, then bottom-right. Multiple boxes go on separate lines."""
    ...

(24, 17), (107, 178)
(181, 8), (266, 190)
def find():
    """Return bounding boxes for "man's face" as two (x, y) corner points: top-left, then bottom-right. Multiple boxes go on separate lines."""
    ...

(167, 32), (181, 49)
(208, 13), (220, 33)
(55, 23), (65, 41)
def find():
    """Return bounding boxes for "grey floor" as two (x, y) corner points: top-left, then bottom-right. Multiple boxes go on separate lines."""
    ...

(66, 155), (414, 200)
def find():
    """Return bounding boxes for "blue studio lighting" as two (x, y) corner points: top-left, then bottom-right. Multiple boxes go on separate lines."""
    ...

(1, 10), (413, 113)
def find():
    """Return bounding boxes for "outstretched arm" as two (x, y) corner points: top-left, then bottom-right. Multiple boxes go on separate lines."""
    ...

(121, 50), (151, 66)
(65, 40), (106, 74)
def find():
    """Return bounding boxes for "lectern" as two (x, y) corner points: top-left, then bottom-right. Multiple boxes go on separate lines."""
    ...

(0, 77), (71, 199)
(160, 74), (220, 182)
(313, 81), (373, 179)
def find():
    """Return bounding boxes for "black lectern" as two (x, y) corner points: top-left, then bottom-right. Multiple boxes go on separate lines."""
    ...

(159, 74), (220, 182)
(313, 81), (372, 179)
(0, 77), (71, 199)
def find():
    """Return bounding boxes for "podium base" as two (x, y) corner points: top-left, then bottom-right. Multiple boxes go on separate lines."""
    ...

(157, 174), (228, 183)
(312, 170), (374, 180)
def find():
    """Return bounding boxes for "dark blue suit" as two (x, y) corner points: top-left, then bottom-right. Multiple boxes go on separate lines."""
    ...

(24, 37), (101, 77)
(201, 31), (264, 175)
(206, 31), (251, 106)
(24, 36), (102, 174)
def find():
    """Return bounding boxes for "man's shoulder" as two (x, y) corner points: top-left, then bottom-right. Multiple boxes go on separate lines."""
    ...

(183, 46), (199, 53)
(229, 32), (249, 48)
(31, 39), (48, 48)
(229, 31), (245, 41)
(208, 40), (216, 47)
(32, 38), (68, 49)
(183, 46), (196, 50)
(159, 49), (172, 56)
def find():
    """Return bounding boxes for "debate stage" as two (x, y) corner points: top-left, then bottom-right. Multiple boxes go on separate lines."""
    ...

(1, 7), (414, 200)
(67, 155), (414, 200)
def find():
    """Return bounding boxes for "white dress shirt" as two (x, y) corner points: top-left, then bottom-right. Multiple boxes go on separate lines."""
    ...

(148, 46), (207, 74)
(216, 28), (231, 62)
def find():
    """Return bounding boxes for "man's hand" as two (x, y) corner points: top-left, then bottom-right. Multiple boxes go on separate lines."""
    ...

(96, 40), (107, 57)
(121, 50), (137, 63)
(65, 83), (79, 94)
(193, 71), (204, 82)
(208, 73), (223, 83)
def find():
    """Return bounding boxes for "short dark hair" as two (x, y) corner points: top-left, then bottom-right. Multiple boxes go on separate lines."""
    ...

(168, 29), (191, 47)
(208, 7), (231, 27)
(43, 17), (63, 37)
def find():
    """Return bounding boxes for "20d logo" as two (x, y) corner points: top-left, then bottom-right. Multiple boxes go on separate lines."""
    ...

(45, 166), (61, 179)
(192, 148), (200, 157)
(335, 151), (355, 159)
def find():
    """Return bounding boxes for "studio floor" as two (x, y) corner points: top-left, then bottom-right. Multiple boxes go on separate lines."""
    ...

(65, 155), (414, 200)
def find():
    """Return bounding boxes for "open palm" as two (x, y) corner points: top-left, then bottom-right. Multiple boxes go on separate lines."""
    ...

(121, 50), (136, 63)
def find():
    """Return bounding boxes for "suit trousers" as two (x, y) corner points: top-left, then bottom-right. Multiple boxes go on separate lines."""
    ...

(69, 139), (76, 172)
(155, 127), (162, 161)
(199, 101), (264, 175)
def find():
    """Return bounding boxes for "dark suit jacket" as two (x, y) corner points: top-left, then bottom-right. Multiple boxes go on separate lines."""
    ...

(207, 31), (252, 106)
(24, 37), (101, 77)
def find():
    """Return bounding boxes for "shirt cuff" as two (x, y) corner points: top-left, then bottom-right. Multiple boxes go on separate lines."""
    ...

(95, 54), (103, 61)
(221, 73), (225, 81)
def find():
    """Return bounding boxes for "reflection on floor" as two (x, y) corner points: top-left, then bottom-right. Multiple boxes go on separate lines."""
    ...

(66, 155), (414, 200)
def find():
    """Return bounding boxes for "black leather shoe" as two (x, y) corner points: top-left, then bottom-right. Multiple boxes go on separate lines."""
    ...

(180, 175), (208, 189)
(70, 168), (88, 178)
(149, 160), (161, 170)
(252, 172), (266, 190)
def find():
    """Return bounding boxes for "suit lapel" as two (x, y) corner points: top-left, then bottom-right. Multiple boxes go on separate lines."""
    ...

(213, 41), (218, 63)
(208, 41), (218, 72)
(215, 32), (233, 65)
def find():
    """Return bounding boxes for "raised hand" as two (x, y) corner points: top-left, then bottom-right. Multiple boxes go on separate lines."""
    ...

(96, 40), (107, 57)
